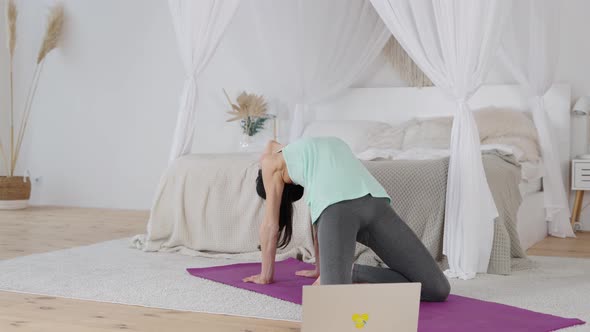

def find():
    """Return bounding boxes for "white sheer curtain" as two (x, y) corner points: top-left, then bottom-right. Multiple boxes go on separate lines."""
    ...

(370, 0), (509, 279)
(167, 0), (240, 162)
(500, 0), (574, 238)
(285, 0), (391, 142)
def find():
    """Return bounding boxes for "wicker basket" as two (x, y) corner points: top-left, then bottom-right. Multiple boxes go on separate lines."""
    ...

(0, 176), (32, 210)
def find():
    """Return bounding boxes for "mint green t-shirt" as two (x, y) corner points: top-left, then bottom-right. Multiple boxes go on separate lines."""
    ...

(282, 137), (391, 224)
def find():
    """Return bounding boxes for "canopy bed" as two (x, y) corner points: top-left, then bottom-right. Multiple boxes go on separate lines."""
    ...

(134, 0), (576, 280)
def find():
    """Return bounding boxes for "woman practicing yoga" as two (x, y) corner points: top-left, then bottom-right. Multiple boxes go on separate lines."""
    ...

(243, 136), (450, 302)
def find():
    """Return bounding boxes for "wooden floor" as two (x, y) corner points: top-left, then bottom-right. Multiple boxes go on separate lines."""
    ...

(527, 231), (590, 258)
(1, 207), (589, 332)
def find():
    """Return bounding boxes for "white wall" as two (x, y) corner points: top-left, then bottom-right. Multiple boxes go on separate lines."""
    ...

(3, 0), (182, 209)
(3, 1), (590, 228)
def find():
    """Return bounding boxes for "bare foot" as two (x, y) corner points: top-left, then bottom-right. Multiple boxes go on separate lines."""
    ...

(296, 269), (320, 278)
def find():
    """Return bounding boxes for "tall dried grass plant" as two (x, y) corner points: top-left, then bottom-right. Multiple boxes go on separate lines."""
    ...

(1, 3), (64, 176)
(4, 0), (17, 176)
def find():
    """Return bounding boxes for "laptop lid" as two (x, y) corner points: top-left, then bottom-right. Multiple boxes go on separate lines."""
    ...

(302, 283), (421, 332)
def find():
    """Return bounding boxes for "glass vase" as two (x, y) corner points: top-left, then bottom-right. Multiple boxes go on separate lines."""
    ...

(238, 115), (276, 152)
(239, 134), (254, 151)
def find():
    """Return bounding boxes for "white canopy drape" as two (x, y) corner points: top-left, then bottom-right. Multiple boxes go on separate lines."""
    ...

(286, 0), (391, 142)
(167, 0), (240, 162)
(370, 0), (510, 279)
(500, 0), (574, 238)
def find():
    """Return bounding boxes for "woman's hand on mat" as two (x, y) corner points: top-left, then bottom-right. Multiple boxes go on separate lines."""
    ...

(243, 274), (273, 285)
(295, 269), (320, 278)
(312, 276), (320, 286)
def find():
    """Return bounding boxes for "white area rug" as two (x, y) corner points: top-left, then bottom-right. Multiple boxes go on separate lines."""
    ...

(0, 238), (588, 330)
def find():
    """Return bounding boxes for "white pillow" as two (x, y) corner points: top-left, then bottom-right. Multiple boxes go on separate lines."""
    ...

(366, 119), (416, 150)
(302, 120), (392, 153)
(402, 117), (452, 150)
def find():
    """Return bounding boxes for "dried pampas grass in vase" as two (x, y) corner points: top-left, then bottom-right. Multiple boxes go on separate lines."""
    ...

(12, 4), (65, 174)
(223, 89), (275, 150)
(0, 1), (63, 208)
(223, 89), (271, 136)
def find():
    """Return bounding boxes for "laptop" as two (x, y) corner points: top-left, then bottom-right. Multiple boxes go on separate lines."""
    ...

(302, 283), (421, 332)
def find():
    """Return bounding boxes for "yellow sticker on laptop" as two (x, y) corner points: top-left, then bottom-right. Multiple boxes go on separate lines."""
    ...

(352, 313), (369, 328)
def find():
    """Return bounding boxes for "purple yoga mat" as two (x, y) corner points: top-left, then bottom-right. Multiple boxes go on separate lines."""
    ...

(188, 258), (315, 304)
(187, 258), (585, 331)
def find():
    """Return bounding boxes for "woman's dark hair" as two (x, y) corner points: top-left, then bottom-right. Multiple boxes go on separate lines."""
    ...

(256, 169), (304, 249)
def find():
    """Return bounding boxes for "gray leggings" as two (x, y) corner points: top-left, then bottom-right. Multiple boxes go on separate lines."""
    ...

(317, 194), (450, 302)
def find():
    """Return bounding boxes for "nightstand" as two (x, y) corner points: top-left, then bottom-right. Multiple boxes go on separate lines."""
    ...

(571, 159), (590, 231)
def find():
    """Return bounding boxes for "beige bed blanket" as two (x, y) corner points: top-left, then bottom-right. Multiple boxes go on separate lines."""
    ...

(132, 154), (315, 262)
(132, 151), (527, 274)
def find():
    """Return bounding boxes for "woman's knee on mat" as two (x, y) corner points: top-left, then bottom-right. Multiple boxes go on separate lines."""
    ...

(422, 276), (450, 302)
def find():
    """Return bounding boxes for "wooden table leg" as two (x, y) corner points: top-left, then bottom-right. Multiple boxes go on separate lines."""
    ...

(572, 190), (585, 227)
